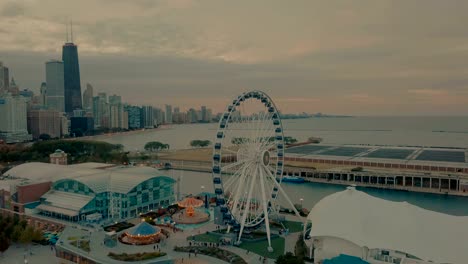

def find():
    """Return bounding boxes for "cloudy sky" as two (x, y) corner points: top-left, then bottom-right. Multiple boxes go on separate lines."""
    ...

(1, 0), (468, 115)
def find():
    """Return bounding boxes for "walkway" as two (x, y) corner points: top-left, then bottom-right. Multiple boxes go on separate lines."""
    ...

(1, 244), (57, 264)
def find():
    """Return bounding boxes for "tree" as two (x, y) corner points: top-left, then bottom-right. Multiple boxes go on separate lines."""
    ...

(31, 228), (43, 242)
(0, 233), (9, 255)
(114, 144), (124, 152)
(284, 137), (298, 145)
(144, 141), (169, 152)
(276, 252), (304, 264)
(190, 140), (212, 148)
(19, 226), (33, 245)
(38, 134), (51, 141)
(11, 225), (23, 243)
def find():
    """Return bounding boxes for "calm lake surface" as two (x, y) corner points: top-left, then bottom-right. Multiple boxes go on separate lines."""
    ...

(89, 116), (468, 150)
(165, 169), (468, 216)
(91, 116), (468, 215)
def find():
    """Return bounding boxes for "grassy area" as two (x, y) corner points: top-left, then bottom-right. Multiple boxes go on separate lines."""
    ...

(70, 240), (90, 252)
(238, 236), (285, 259)
(108, 252), (166, 261)
(188, 233), (220, 243)
(283, 221), (304, 233)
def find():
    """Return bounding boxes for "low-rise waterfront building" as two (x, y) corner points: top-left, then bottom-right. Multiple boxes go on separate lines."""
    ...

(0, 162), (176, 223)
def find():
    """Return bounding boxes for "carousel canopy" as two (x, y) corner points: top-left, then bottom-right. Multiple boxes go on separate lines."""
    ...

(126, 222), (159, 236)
(178, 197), (204, 208)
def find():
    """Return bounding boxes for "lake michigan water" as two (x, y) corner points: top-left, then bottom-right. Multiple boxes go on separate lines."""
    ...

(90, 116), (468, 215)
(90, 116), (468, 150)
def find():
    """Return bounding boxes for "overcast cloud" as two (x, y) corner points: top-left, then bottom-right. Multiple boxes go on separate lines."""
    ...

(1, 0), (468, 115)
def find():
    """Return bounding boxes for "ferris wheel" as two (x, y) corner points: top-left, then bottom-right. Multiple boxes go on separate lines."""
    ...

(212, 90), (302, 252)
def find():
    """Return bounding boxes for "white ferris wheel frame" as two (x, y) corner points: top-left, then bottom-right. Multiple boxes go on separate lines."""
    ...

(212, 90), (303, 251)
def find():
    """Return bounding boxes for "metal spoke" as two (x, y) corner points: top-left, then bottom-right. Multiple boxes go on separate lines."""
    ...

(259, 165), (272, 250)
(237, 163), (258, 243)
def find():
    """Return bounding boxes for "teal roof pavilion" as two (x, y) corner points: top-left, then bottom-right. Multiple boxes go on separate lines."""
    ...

(127, 222), (160, 236)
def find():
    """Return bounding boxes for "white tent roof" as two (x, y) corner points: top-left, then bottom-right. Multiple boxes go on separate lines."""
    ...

(307, 187), (468, 264)
(4, 162), (174, 194)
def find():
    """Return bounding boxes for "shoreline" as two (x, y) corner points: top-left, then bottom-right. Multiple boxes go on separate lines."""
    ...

(68, 125), (172, 141)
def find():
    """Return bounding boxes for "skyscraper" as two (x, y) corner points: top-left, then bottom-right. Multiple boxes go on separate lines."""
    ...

(27, 109), (62, 139)
(142, 105), (154, 128)
(93, 92), (110, 128)
(0, 61), (9, 93)
(165, 105), (173, 124)
(39, 82), (47, 107)
(62, 30), (82, 113)
(45, 60), (65, 112)
(0, 94), (32, 143)
(82, 83), (93, 113)
(153, 107), (164, 126)
(125, 105), (142, 129)
(201, 106), (208, 122)
(109, 94), (124, 129)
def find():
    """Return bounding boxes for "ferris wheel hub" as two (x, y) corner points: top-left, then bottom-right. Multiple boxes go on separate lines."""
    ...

(262, 151), (270, 166)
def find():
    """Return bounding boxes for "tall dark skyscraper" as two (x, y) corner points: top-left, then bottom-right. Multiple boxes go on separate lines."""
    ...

(62, 25), (82, 113)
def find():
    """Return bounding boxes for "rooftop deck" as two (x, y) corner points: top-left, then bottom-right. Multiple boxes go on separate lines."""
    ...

(286, 144), (468, 170)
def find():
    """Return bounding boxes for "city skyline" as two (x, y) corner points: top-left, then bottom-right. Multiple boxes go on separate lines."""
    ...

(1, 1), (468, 115)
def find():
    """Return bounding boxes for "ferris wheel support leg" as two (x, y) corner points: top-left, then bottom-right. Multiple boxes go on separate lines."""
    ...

(274, 179), (303, 220)
(266, 168), (304, 223)
(237, 165), (258, 244)
(259, 166), (273, 252)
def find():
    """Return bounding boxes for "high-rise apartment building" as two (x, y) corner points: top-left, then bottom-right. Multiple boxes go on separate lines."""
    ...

(110, 104), (124, 128)
(108, 94), (121, 105)
(82, 83), (93, 113)
(45, 60), (65, 112)
(93, 93), (110, 128)
(165, 105), (173, 124)
(0, 94), (32, 143)
(188, 108), (197, 123)
(122, 111), (129, 130)
(142, 105), (154, 128)
(201, 106), (208, 122)
(0, 61), (9, 93)
(109, 95), (124, 129)
(62, 41), (82, 113)
(70, 116), (94, 136)
(125, 105), (142, 129)
(153, 107), (164, 126)
(39, 82), (47, 107)
(7, 78), (19, 96)
(207, 109), (212, 122)
(27, 109), (63, 139)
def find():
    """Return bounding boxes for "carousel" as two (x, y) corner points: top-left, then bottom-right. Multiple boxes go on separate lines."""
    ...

(172, 197), (210, 224)
(119, 221), (162, 245)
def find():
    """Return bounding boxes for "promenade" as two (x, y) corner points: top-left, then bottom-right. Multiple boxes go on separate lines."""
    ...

(49, 219), (298, 264)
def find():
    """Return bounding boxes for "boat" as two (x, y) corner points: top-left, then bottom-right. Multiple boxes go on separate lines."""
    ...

(277, 176), (305, 183)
